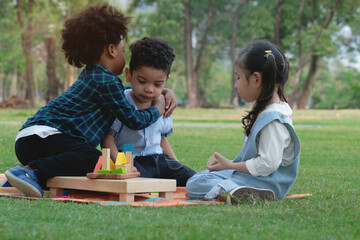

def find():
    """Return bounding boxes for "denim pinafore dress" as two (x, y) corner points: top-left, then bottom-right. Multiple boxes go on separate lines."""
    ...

(186, 111), (301, 200)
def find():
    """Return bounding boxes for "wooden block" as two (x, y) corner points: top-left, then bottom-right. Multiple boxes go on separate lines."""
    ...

(111, 168), (126, 174)
(98, 169), (111, 174)
(125, 164), (131, 173)
(116, 164), (126, 171)
(86, 172), (140, 179)
(119, 193), (134, 202)
(159, 192), (173, 199)
(93, 156), (102, 173)
(115, 152), (127, 166)
(207, 153), (218, 166)
(125, 152), (133, 172)
(102, 148), (111, 170)
(50, 187), (64, 198)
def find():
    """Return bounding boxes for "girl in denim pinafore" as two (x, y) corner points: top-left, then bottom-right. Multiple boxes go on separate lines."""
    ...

(186, 41), (300, 203)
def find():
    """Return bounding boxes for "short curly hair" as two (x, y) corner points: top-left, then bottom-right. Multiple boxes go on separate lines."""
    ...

(129, 37), (175, 75)
(61, 3), (130, 68)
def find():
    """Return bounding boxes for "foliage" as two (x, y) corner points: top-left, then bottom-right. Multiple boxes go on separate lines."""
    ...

(312, 65), (360, 109)
(0, 0), (359, 108)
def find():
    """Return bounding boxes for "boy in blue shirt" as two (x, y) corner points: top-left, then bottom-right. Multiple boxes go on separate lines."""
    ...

(102, 37), (195, 186)
(4, 4), (176, 197)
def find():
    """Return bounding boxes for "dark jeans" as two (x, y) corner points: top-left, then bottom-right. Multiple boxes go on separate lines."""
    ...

(134, 154), (196, 186)
(15, 134), (101, 188)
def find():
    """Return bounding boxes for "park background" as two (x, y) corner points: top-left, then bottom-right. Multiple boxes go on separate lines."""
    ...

(0, 1), (359, 239)
(0, 0), (360, 109)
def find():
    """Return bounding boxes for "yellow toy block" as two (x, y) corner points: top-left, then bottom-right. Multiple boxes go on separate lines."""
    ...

(115, 152), (127, 166)
(110, 159), (115, 170)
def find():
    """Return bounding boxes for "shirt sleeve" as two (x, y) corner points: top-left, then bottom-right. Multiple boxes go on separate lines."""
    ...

(245, 120), (290, 177)
(108, 119), (122, 138)
(160, 116), (173, 137)
(98, 76), (160, 130)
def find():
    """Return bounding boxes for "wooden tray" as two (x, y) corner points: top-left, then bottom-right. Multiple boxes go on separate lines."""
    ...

(87, 172), (140, 179)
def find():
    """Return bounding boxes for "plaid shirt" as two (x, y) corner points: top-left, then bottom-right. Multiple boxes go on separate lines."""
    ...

(21, 64), (160, 147)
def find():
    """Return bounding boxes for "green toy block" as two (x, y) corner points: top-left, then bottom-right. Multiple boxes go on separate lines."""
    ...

(111, 168), (126, 174)
(98, 169), (111, 174)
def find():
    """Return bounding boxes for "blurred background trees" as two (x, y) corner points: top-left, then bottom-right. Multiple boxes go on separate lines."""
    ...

(0, 0), (359, 109)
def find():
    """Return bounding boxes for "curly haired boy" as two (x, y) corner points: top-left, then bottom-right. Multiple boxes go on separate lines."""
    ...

(4, 3), (176, 198)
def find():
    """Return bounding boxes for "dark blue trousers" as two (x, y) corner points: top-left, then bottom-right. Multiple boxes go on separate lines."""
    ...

(134, 154), (196, 186)
(15, 134), (101, 188)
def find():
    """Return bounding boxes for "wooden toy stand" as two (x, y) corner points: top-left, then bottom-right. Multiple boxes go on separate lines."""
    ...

(47, 176), (177, 202)
(87, 172), (140, 179)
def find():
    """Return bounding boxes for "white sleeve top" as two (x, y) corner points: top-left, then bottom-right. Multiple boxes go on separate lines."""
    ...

(245, 102), (295, 177)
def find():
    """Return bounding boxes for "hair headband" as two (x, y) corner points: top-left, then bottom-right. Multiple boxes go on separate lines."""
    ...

(264, 50), (274, 59)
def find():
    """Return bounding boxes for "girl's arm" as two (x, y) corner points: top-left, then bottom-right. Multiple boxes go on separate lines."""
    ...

(207, 152), (250, 174)
(101, 133), (119, 163)
(161, 137), (178, 161)
(208, 121), (291, 176)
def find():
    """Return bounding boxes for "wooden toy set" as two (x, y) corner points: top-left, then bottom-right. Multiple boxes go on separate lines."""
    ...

(46, 144), (177, 201)
(87, 144), (140, 179)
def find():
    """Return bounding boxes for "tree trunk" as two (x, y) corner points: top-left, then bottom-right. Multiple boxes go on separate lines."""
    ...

(1, 73), (7, 101)
(194, 0), (213, 108)
(272, 0), (286, 45)
(183, 0), (198, 108)
(298, 55), (319, 109)
(228, 0), (245, 108)
(10, 69), (18, 97)
(288, 0), (341, 107)
(45, 35), (59, 103)
(63, 64), (76, 90)
(183, 0), (214, 108)
(16, 0), (35, 108)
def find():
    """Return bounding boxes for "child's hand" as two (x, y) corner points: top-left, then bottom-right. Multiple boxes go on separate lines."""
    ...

(207, 152), (233, 171)
(153, 94), (166, 116)
(162, 88), (177, 118)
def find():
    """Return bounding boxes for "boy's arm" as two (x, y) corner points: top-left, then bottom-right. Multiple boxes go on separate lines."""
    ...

(161, 137), (178, 161)
(100, 78), (165, 131)
(101, 133), (119, 163)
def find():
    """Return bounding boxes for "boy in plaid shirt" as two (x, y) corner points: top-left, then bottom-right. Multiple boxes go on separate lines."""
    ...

(4, 3), (176, 197)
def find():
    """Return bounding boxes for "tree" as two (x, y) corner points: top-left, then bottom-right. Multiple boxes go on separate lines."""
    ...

(0, 1), (24, 101)
(272, 0), (286, 45)
(16, 0), (35, 107)
(183, 0), (214, 108)
(44, 35), (59, 103)
(288, 0), (342, 108)
(227, 0), (246, 107)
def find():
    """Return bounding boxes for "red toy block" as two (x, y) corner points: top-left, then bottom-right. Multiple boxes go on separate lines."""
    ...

(93, 156), (102, 174)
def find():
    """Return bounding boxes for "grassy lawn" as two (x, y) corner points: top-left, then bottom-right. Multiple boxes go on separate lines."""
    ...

(0, 108), (359, 239)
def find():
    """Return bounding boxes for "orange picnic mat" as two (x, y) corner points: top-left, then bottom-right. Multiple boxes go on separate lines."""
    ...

(0, 174), (312, 207)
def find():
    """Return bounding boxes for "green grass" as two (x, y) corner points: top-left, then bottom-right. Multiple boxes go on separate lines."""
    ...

(0, 108), (359, 239)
